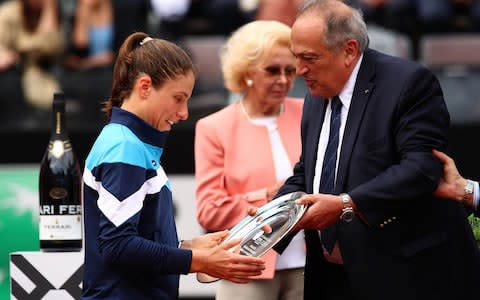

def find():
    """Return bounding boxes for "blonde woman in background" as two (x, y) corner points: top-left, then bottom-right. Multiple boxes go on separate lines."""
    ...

(194, 20), (305, 300)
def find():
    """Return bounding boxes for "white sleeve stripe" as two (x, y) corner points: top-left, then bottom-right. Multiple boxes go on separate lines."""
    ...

(83, 167), (169, 227)
(83, 168), (99, 191)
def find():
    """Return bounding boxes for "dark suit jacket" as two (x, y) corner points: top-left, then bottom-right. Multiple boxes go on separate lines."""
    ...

(278, 49), (480, 300)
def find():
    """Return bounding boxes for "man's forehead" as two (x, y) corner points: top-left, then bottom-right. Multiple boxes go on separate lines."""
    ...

(293, 9), (326, 28)
(290, 35), (323, 56)
(292, 18), (324, 43)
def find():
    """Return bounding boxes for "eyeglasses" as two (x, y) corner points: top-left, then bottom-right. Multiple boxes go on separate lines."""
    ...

(262, 65), (297, 79)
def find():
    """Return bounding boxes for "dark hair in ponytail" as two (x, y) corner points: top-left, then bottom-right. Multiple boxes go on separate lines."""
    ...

(103, 32), (196, 120)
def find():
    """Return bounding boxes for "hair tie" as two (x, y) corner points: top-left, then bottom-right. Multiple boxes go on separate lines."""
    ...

(140, 37), (153, 46)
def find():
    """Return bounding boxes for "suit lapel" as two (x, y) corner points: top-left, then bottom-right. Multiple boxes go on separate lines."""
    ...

(336, 49), (376, 191)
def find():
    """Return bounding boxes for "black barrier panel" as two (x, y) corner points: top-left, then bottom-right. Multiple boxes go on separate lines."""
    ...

(0, 123), (478, 179)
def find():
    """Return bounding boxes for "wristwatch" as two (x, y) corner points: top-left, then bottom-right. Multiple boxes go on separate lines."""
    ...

(464, 180), (475, 202)
(339, 193), (355, 222)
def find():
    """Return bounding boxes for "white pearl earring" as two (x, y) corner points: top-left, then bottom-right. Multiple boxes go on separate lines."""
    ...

(246, 79), (253, 87)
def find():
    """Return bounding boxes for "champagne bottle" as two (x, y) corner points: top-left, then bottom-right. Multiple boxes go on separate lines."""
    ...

(38, 92), (82, 251)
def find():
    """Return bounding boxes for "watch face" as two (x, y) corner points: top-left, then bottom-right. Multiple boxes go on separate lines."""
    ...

(341, 209), (355, 222)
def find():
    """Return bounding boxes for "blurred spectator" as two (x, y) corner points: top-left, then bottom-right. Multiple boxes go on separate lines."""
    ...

(62, 0), (114, 71)
(349, 0), (480, 51)
(0, 0), (65, 117)
(59, 0), (114, 121)
(59, 0), (150, 123)
(150, 0), (189, 25)
(348, 0), (414, 34)
(347, 0), (423, 59)
(152, 0), (253, 39)
(150, 0), (189, 40)
(413, 0), (480, 33)
(255, 0), (303, 26)
(112, 0), (150, 52)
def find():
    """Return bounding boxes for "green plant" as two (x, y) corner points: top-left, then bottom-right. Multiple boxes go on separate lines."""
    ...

(468, 213), (480, 244)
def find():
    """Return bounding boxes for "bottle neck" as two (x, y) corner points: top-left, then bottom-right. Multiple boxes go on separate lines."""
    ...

(51, 104), (68, 140)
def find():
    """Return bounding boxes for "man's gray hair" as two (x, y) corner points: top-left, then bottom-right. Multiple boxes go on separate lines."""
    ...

(298, 0), (369, 53)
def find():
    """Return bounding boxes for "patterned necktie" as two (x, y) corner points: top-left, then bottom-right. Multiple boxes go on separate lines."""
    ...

(320, 96), (342, 253)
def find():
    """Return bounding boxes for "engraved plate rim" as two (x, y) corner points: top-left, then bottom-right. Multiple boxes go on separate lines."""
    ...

(196, 191), (307, 283)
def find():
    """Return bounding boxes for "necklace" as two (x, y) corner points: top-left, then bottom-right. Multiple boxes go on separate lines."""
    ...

(240, 100), (284, 132)
(240, 99), (284, 122)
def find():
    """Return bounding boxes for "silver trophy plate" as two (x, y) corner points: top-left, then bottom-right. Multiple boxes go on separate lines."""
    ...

(197, 191), (307, 283)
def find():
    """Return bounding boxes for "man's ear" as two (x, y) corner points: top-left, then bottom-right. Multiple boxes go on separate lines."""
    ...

(137, 74), (152, 99)
(344, 39), (359, 67)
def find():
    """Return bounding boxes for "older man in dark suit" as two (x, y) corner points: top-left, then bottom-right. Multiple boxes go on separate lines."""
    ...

(275, 0), (480, 299)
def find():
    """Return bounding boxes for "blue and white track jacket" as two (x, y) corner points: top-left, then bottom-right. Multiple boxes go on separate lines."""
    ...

(81, 107), (191, 300)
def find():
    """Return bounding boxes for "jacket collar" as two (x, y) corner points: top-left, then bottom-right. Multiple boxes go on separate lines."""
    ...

(110, 107), (169, 149)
